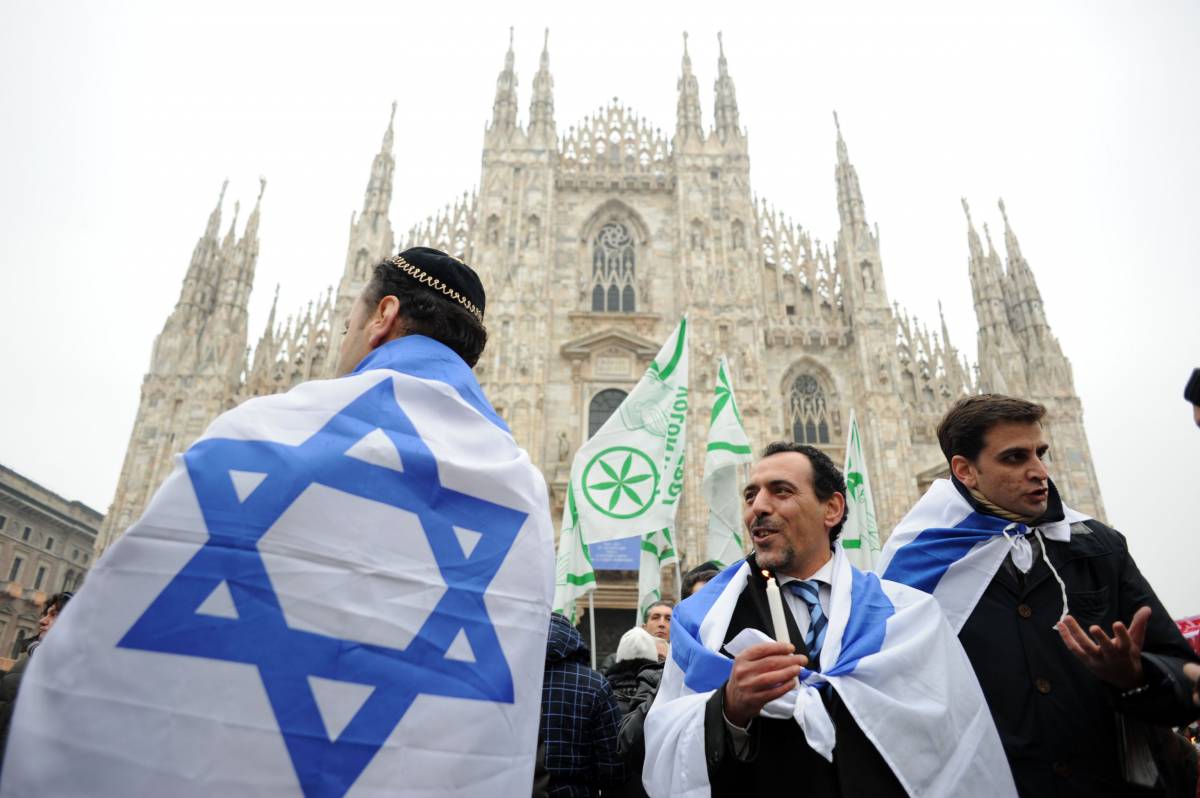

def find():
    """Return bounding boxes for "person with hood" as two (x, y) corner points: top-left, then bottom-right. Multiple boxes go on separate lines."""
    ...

(879, 394), (1199, 796)
(605, 627), (661, 716)
(539, 612), (625, 797)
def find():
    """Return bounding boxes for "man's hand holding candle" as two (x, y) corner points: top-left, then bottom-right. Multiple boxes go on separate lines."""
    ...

(723, 642), (808, 728)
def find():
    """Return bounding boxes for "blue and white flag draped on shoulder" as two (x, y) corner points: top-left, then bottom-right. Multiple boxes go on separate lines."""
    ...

(877, 479), (1090, 633)
(643, 545), (1015, 798)
(1, 336), (556, 798)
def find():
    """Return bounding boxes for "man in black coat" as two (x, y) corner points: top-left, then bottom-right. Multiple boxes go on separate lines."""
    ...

(644, 443), (992, 796)
(885, 394), (1199, 797)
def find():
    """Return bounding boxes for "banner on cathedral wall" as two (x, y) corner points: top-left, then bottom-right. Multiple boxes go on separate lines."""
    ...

(571, 318), (689, 547)
(703, 356), (753, 568)
(841, 409), (881, 569)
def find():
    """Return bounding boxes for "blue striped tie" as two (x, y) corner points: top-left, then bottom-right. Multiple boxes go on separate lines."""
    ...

(787, 580), (827, 664)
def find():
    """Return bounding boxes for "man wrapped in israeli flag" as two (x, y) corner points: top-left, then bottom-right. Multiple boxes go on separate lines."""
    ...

(878, 395), (1199, 796)
(644, 442), (1015, 797)
(1, 248), (555, 798)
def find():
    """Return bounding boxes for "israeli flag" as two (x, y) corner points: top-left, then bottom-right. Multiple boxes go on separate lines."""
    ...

(644, 545), (1015, 798)
(877, 479), (1089, 633)
(1, 336), (555, 798)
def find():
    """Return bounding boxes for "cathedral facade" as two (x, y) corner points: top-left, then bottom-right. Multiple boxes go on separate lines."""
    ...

(95, 32), (1106, 575)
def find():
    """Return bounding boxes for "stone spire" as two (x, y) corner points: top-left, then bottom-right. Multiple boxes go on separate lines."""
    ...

(489, 28), (519, 135)
(528, 28), (555, 145)
(997, 199), (1068, 389)
(964, 199), (1025, 395)
(362, 103), (396, 218)
(243, 177), (267, 242)
(205, 180), (228, 240)
(833, 112), (868, 232)
(675, 32), (703, 146)
(998, 198), (1048, 337)
(712, 32), (741, 144)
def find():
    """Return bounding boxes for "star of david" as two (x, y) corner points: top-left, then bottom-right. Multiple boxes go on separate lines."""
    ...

(118, 377), (528, 798)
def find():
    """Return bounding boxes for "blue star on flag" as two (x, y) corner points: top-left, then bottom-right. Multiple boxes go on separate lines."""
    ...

(119, 377), (528, 798)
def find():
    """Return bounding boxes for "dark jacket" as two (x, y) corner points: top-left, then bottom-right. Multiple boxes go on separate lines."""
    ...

(540, 613), (627, 798)
(613, 661), (663, 798)
(604, 657), (657, 716)
(703, 557), (907, 797)
(953, 480), (1200, 797)
(0, 645), (34, 775)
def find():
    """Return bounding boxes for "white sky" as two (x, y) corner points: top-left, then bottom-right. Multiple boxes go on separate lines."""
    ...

(1, 1), (1197, 615)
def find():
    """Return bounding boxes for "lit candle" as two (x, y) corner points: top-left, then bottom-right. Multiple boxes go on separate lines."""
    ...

(763, 570), (789, 643)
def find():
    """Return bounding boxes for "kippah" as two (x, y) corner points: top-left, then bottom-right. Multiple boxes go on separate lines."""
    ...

(389, 246), (486, 322)
(1186, 368), (1200, 405)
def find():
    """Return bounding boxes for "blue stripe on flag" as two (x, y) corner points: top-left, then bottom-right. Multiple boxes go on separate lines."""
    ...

(825, 569), (894, 676)
(352, 335), (509, 432)
(880, 512), (1016, 594)
(672, 560), (744, 693)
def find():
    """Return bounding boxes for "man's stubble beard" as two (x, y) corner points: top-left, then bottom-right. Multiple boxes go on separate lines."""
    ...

(755, 538), (796, 574)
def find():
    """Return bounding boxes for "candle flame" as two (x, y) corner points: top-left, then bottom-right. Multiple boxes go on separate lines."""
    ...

(761, 569), (771, 579)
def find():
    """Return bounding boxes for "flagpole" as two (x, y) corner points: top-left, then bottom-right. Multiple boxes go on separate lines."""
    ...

(587, 591), (598, 670)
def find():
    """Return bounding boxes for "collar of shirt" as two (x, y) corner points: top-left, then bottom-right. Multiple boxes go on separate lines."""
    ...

(776, 557), (833, 639)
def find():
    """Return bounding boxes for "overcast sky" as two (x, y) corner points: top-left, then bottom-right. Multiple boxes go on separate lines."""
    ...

(1, 1), (1197, 615)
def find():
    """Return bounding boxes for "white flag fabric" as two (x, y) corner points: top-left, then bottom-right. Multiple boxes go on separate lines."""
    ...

(644, 546), (1016, 798)
(840, 409), (881, 569)
(877, 479), (1089, 633)
(571, 318), (689, 546)
(702, 356), (752, 568)
(637, 527), (678, 621)
(552, 485), (595, 624)
(2, 336), (555, 798)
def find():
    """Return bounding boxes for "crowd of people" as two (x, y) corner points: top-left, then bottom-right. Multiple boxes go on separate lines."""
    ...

(2, 248), (1197, 797)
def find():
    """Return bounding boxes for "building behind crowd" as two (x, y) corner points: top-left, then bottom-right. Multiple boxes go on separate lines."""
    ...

(0, 464), (100, 669)
(94, 32), (1106, 624)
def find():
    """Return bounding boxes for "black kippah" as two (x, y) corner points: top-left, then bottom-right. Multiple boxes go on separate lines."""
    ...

(1186, 368), (1200, 405)
(389, 247), (486, 321)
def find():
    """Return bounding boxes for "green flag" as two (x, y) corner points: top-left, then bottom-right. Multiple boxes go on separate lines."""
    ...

(552, 485), (595, 623)
(841, 409), (881, 569)
(637, 527), (678, 621)
(571, 318), (689, 546)
(703, 356), (753, 567)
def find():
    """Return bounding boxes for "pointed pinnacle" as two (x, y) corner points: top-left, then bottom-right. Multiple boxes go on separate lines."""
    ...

(961, 197), (972, 224)
(997, 197), (1010, 226)
(718, 31), (724, 56)
(543, 27), (549, 50)
(832, 110), (841, 136)
(256, 176), (267, 203)
(683, 30), (689, 56)
(508, 26), (514, 49)
(219, 179), (229, 204)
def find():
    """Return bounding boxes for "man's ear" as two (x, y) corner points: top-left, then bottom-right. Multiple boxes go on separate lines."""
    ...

(366, 295), (403, 349)
(824, 491), (846, 531)
(950, 454), (978, 488)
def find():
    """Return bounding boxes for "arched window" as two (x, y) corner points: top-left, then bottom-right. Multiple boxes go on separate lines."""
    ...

(589, 389), (628, 438)
(524, 215), (541, 247)
(731, 219), (746, 251)
(591, 222), (636, 313)
(789, 374), (831, 445)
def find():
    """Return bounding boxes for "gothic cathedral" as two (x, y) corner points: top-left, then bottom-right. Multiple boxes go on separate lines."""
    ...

(95, 31), (1106, 580)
